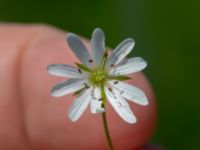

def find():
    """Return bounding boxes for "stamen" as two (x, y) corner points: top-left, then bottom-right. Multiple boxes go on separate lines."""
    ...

(110, 64), (115, 67)
(78, 68), (82, 74)
(119, 102), (123, 107)
(108, 87), (112, 92)
(103, 51), (108, 57)
(120, 91), (124, 94)
(84, 83), (90, 89)
(89, 59), (93, 63)
(98, 98), (103, 101)
(114, 81), (119, 84)
(112, 91), (117, 99)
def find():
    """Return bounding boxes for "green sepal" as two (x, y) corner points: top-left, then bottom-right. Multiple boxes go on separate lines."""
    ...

(73, 88), (85, 96)
(108, 75), (131, 81)
(76, 63), (92, 73)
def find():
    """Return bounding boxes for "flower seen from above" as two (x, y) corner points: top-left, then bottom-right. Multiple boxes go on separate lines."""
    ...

(47, 28), (148, 124)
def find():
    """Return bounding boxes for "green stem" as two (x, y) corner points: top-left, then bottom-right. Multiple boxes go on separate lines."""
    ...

(102, 112), (114, 150)
(100, 84), (114, 150)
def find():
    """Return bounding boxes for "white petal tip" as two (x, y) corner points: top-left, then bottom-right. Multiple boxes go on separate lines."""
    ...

(127, 37), (135, 42)
(131, 120), (137, 124)
(67, 112), (79, 122)
(66, 33), (77, 43)
(47, 66), (56, 76)
(67, 112), (76, 122)
(50, 92), (61, 97)
(47, 65), (54, 73)
(140, 58), (148, 67)
(141, 59), (148, 70)
(94, 27), (103, 32)
(143, 100), (149, 106)
(139, 97), (149, 106)
(66, 33), (75, 38)
(132, 98), (149, 106)
(127, 38), (135, 47)
(126, 117), (137, 124)
(91, 109), (105, 114)
(69, 118), (77, 122)
(50, 89), (65, 97)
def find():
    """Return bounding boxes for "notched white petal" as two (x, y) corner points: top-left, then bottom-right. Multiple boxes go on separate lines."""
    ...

(51, 78), (87, 97)
(93, 86), (101, 99)
(66, 33), (91, 66)
(110, 81), (148, 106)
(90, 87), (104, 113)
(47, 64), (88, 78)
(109, 57), (147, 75)
(106, 38), (135, 68)
(68, 88), (93, 121)
(90, 99), (105, 114)
(105, 86), (137, 124)
(91, 28), (105, 66)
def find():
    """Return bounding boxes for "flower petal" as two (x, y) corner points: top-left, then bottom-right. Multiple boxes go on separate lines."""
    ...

(90, 87), (105, 113)
(47, 64), (88, 78)
(51, 78), (87, 97)
(105, 86), (137, 124)
(109, 57), (147, 75)
(106, 38), (135, 68)
(67, 33), (91, 67)
(90, 100), (105, 114)
(68, 88), (93, 121)
(91, 28), (105, 66)
(109, 81), (148, 105)
(93, 86), (101, 99)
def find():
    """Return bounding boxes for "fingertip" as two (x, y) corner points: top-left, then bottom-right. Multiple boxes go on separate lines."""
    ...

(11, 24), (156, 149)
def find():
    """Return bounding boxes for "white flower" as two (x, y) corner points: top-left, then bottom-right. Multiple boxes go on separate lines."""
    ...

(47, 28), (148, 124)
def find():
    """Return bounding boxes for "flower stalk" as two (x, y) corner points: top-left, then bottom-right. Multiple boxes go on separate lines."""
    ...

(102, 112), (113, 150)
(101, 85), (113, 150)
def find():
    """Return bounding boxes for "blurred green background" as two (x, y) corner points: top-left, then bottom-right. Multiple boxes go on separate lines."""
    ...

(0, 0), (199, 149)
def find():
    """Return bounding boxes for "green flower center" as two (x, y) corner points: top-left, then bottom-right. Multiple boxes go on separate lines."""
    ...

(75, 50), (130, 86)
(90, 70), (107, 85)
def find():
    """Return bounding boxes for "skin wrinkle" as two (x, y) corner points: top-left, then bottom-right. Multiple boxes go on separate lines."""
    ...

(0, 24), (62, 149)
(0, 24), (38, 149)
(15, 29), (36, 150)
(17, 25), (64, 149)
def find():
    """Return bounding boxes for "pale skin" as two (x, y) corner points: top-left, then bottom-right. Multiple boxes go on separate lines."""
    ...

(0, 24), (158, 150)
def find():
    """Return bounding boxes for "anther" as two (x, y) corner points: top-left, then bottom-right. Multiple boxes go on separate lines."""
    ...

(84, 83), (90, 89)
(110, 64), (115, 67)
(89, 59), (93, 63)
(104, 51), (108, 57)
(98, 98), (103, 101)
(114, 81), (119, 84)
(78, 69), (82, 74)
(120, 91), (124, 94)
(108, 87), (112, 92)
